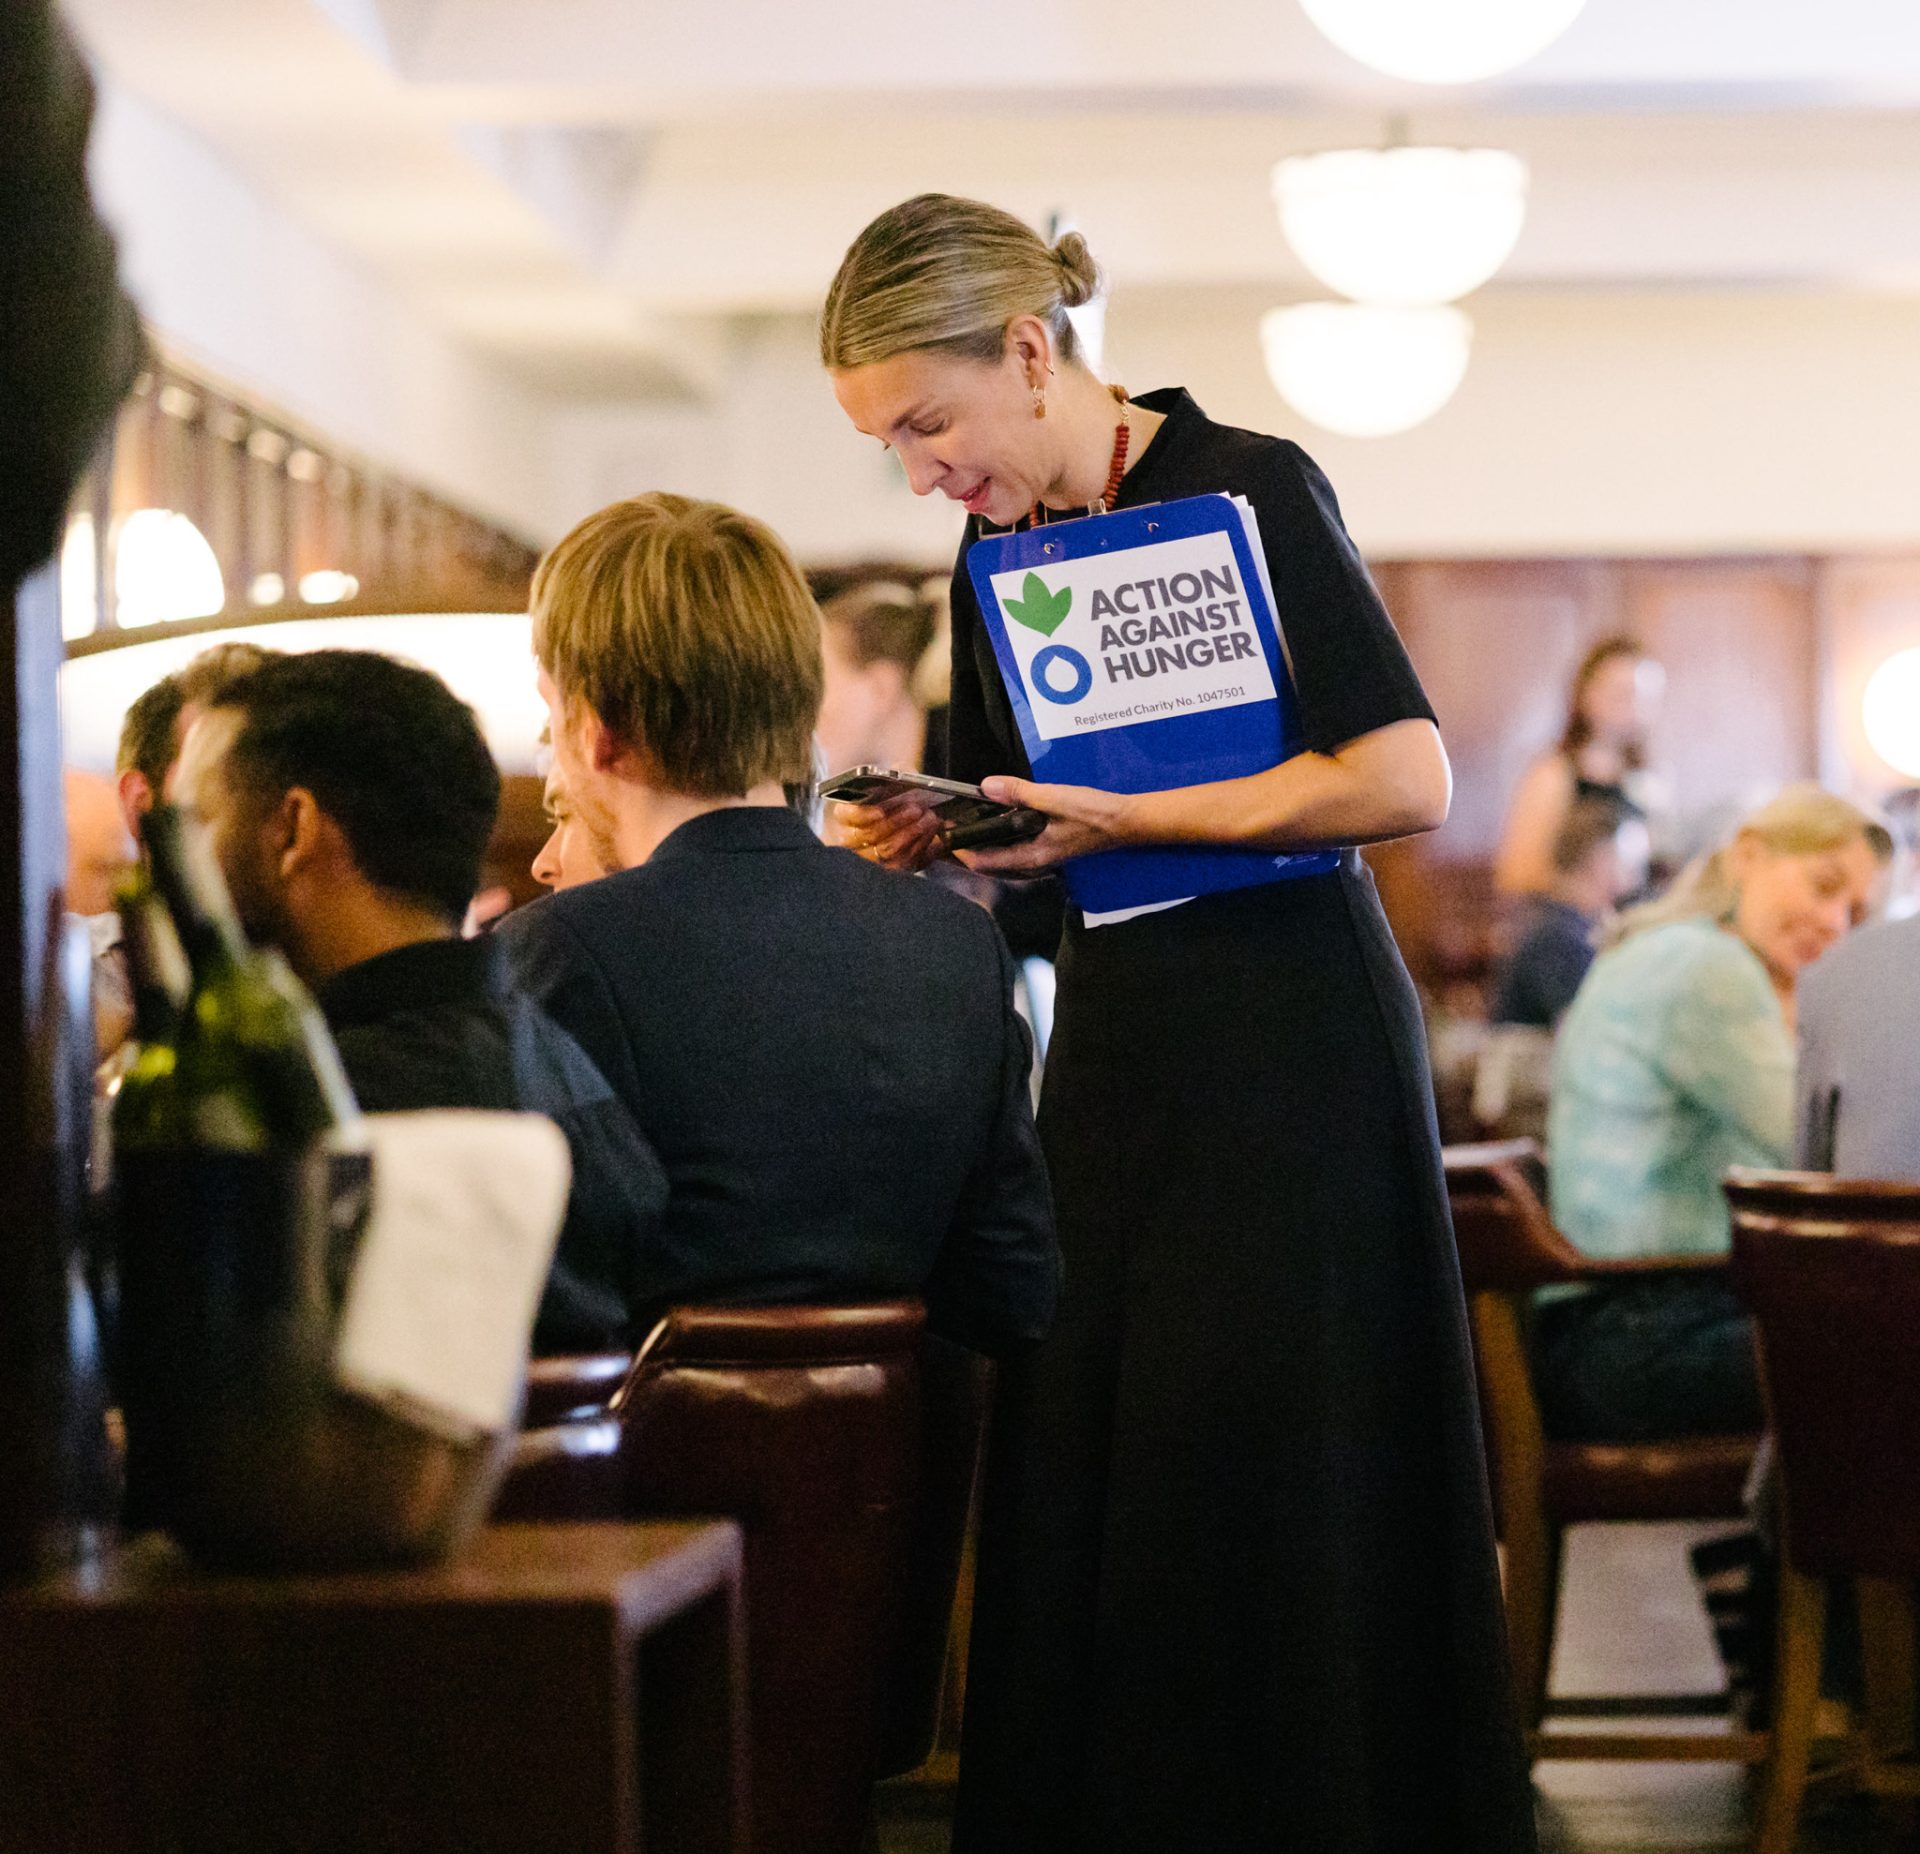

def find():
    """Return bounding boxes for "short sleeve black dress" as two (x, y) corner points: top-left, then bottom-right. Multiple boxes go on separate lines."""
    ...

(947, 391), (1537, 1854)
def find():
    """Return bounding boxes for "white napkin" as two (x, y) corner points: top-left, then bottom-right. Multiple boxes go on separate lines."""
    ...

(332, 1111), (572, 1440)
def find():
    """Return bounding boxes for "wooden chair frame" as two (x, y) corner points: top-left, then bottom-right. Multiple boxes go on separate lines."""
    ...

(1728, 1169), (1920, 1854)
(1446, 1142), (1767, 1765)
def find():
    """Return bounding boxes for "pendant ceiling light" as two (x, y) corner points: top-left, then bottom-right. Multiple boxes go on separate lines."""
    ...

(1273, 146), (1528, 306)
(1260, 304), (1471, 438)
(1300, 0), (1587, 85)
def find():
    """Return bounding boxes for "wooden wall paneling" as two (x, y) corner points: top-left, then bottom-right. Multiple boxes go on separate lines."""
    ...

(1617, 558), (1819, 858)
(1379, 559), (1619, 862)
(203, 402), (250, 608)
(1366, 559), (1617, 997)
(243, 429), (292, 606)
(1814, 555), (1920, 801)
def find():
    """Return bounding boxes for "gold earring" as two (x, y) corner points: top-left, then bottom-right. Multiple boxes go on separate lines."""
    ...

(1032, 384), (1047, 420)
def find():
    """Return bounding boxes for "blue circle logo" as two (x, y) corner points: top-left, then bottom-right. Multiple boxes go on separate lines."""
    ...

(1031, 644), (1093, 705)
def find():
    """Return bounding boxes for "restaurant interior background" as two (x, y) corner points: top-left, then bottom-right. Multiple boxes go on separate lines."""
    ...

(54, 0), (1920, 982)
(15, 6), (1920, 1851)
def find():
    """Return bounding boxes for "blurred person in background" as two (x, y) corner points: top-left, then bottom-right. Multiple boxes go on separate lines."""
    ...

(174, 648), (667, 1352)
(114, 642), (278, 837)
(1881, 785), (1919, 919)
(1540, 784), (1890, 1442)
(1491, 795), (1649, 1028)
(531, 747), (611, 893)
(63, 768), (132, 917)
(64, 768), (135, 1056)
(94, 645), (280, 1060)
(1797, 903), (1920, 1180)
(817, 572), (1067, 1002)
(814, 578), (940, 776)
(1496, 635), (1666, 899)
(500, 491), (1059, 1356)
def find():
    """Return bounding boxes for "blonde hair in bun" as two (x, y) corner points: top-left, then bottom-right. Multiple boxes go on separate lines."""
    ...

(821, 192), (1103, 371)
(1051, 230), (1101, 310)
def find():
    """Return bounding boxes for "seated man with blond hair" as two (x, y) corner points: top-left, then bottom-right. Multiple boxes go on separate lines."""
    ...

(498, 492), (1059, 1354)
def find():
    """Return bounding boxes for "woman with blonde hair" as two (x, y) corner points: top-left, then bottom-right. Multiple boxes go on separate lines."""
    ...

(1540, 783), (1891, 1442)
(822, 194), (1532, 1854)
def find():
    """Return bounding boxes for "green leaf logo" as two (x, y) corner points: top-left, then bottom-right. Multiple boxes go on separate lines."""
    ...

(1004, 571), (1073, 637)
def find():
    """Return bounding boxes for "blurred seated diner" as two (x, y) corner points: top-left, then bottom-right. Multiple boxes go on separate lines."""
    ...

(1495, 634), (1666, 901)
(815, 576), (942, 777)
(531, 728), (613, 893)
(1797, 907), (1920, 1181)
(65, 767), (135, 1057)
(114, 642), (279, 833)
(498, 492), (1062, 1358)
(1539, 783), (1890, 1443)
(171, 646), (670, 1354)
(1491, 792), (1649, 1029)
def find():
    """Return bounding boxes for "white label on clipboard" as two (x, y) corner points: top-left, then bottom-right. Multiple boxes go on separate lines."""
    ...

(986, 530), (1276, 743)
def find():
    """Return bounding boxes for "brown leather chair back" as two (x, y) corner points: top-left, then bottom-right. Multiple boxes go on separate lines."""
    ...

(1444, 1140), (1587, 1294)
(1728, 1170), (1920, 1579)
(612, 1302), (927, 1854)
(521, 1351), (632, 1427)
(490, 1353), (634, 1521)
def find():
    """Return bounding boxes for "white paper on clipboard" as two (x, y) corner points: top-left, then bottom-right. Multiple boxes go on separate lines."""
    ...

(1232, 497), (1295, 681)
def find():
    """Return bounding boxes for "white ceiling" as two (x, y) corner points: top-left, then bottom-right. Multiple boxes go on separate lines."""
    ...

(64, 0), (1920, 399)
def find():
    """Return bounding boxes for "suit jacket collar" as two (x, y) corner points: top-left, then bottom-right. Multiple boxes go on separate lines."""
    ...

(649, 804), (819, 863)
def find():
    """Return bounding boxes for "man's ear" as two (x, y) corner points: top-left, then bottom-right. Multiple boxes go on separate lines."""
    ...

(116, 769), (153, 840)
(586, 712), (630, 776)
(274, 787), (330, 880)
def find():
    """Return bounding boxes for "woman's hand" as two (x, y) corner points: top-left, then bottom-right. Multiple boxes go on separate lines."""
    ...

(828, 788), (948, 872)
(951, 776), (1133, 876)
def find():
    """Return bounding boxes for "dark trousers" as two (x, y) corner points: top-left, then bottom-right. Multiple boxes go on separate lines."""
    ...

(1530, 1275), (1763, 1442)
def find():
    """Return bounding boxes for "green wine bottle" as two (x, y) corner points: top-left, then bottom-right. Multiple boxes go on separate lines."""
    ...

(110, 866), (190, 1152)
(113, 808), (372, 1555)
(135, 804), (361, 1151)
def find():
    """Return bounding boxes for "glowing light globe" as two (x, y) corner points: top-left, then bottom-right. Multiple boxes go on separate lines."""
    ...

(1863, 647), (1920, 779)
(1273, 146), (1528, 306)
(1299, 0), (1588, 85)
(1261, 303), (1472, 438)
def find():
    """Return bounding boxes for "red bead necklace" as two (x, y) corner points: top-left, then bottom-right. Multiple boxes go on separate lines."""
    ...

(1027, 383), (1131, 529)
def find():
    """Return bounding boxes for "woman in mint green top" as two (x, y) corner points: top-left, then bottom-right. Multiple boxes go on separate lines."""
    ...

(1537, 785), (1889, 1441)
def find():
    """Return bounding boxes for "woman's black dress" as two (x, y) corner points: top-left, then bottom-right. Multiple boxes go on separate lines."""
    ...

(946, 390), (1537, 1854)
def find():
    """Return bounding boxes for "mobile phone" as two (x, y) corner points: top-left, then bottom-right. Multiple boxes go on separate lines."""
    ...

(819, 765), (1048, 849)
(819, 766), (993, 805)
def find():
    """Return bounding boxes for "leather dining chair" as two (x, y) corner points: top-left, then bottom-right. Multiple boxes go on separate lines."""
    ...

(495, 1302), (987, 1854)
(1444, 1141), (1766, 1763)
(1727, 1169), (1920, 1854)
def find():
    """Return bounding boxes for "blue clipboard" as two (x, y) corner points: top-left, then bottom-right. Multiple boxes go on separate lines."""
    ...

(966, 492), (1340, 915)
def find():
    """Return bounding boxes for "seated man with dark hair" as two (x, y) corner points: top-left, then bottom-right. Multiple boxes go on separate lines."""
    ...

(174, 648), (667, 1352)
(500, 492), (1059, 1356)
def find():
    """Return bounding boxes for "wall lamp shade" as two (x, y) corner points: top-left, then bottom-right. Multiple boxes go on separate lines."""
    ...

(1261, 303), (1471, 437)
(1299, 0), (1587, 84)
(61, 614), (548, 776)
(113, 509), (225, 629)
(1273, 147), (1528, 306)
(1863, 647), (1920, 779)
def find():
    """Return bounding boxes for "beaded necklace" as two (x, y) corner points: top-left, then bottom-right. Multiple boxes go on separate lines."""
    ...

(1025, 383), (1131, 530)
